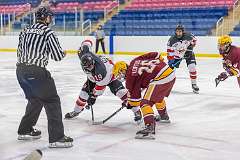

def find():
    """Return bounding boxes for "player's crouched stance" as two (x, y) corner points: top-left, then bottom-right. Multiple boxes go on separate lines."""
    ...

(65, 44), (142, 123)
(215, 35), (240, 87)
(113, 52), (176, 139)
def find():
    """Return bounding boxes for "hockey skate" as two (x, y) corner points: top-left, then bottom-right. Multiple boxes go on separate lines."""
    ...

(18, 128), (41, 140)
(135, 124), (155, 140)
(65, 108), (84, 119)
(134, 110), (143, 125)
(192, 84), (199, 94)
(49, 135), (73, 148)
(155, 113), (171, 123)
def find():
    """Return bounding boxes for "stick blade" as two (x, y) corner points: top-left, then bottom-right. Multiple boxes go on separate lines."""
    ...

(135, 134), (155, 140)
(92, 121), (103, 125)
(215, 78), (220, 87)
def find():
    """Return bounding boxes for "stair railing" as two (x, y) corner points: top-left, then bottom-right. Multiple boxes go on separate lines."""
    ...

(104, 0), (119, 21)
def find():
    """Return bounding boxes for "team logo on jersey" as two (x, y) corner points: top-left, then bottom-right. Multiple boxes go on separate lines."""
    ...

(172, 40), (191, 59)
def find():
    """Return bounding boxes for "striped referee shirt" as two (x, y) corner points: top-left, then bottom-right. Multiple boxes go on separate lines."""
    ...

(17, 22), (65, 68)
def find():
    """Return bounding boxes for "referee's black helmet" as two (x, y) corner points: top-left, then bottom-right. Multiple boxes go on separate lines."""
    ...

(36, 7), (54, 21)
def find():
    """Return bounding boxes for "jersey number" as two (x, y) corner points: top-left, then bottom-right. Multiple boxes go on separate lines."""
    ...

(138, 59), (160, 75)
(94, 74), (103, 81)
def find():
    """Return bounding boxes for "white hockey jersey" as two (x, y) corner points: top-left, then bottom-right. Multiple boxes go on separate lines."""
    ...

(83, 55), (115, 96)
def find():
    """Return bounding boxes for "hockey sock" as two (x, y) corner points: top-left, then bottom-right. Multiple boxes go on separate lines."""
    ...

(155, 100), (167, 117)
(141, 104), (155, 126)
(188, 63), (197, 84)
(74, 96), (87, 112)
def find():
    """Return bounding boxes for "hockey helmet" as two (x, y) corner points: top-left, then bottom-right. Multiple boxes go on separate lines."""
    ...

(218, 35), (232, 54)
(218, 35), (232, 45)
(81, 54), (95, 73)
(175, 24), (185, 32)
(175, 24), (185, 38)
(36, 7), (53, 22)
(113, 61), (128, 81)
(80, 40), (93, 52)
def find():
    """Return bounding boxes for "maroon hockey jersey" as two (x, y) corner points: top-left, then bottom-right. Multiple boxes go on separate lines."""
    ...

(126, 52), (175, 102)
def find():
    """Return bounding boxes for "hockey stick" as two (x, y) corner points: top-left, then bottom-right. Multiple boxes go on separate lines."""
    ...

(215, 75), (229, 87)
(86, 104), (94, 122)
(85, 80), (95, 123)
(215, 78), (221, 87)
(92, 104), (125, 125)
(89, 100), (95, 123)
(171, 58), (183, 68)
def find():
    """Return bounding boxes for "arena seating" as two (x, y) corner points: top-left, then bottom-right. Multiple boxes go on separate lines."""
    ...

(0, 0), (116, 29)
(103, 7), (229, 36)
(53, 11), (104, 30)
(0, 0), (39, 6)
(230, 23), (240, 36)
(50, 0), (118, 30)
(51, 1), (117, 11)
(0, 4), (31, 14)
(0, 3), (31, 27)
(103, 0), (233, 36)
(0, 0), (235, 36)
(126, 0), (234, 10)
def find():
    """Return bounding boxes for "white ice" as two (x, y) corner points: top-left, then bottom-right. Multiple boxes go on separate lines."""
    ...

(0, 53), (240, 160)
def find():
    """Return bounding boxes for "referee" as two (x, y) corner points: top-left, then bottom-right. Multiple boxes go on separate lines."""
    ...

(16, 7), (73, 148)
(95, 25), (106, 54)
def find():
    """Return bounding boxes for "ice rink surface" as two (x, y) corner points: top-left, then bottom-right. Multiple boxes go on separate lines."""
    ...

(0, 53), (239, 160)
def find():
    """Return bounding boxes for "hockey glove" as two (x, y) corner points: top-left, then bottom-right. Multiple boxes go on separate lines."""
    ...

(122, 100), (134, 109)
(168, 59), (175, 68)
(223, 61), (240, 77)
(168, 58), (182, 69)
(87, 94), (97, 106)
(226, 66), (239, 77)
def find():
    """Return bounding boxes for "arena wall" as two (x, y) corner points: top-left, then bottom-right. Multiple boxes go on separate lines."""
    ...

(0, 36), (239, 57)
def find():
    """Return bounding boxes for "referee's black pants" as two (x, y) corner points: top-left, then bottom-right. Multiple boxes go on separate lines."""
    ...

(16, 64), (64, 143)
(95, 38), (106, 54)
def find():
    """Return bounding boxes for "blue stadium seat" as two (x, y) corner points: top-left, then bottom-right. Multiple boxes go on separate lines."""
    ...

(230, 23), (240, 36)
(0, 0), (40, 6)
(103, 7), (228, 36)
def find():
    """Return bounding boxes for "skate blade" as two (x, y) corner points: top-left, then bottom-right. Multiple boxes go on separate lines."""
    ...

(135, 119), (143, 125)
(49, 142), (73, 148)
(155, 116), (171, 123)
(64, 112), (81, 119)
(193, 90), (199, 94)
(64, 115), (80, 119)
(18, 135), (41, 140)
(158, 120), (171, 123)
(64, 117), (76, 120)
(135, 134), (155, 140)
(64, 115), (79, 119)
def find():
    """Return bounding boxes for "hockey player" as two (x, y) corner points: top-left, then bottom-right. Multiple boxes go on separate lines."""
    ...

(113, 52), (176, 139)
(167, 24), (199, 93)
(215, 35), (240, 87)
(65, 43), (142, 123)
